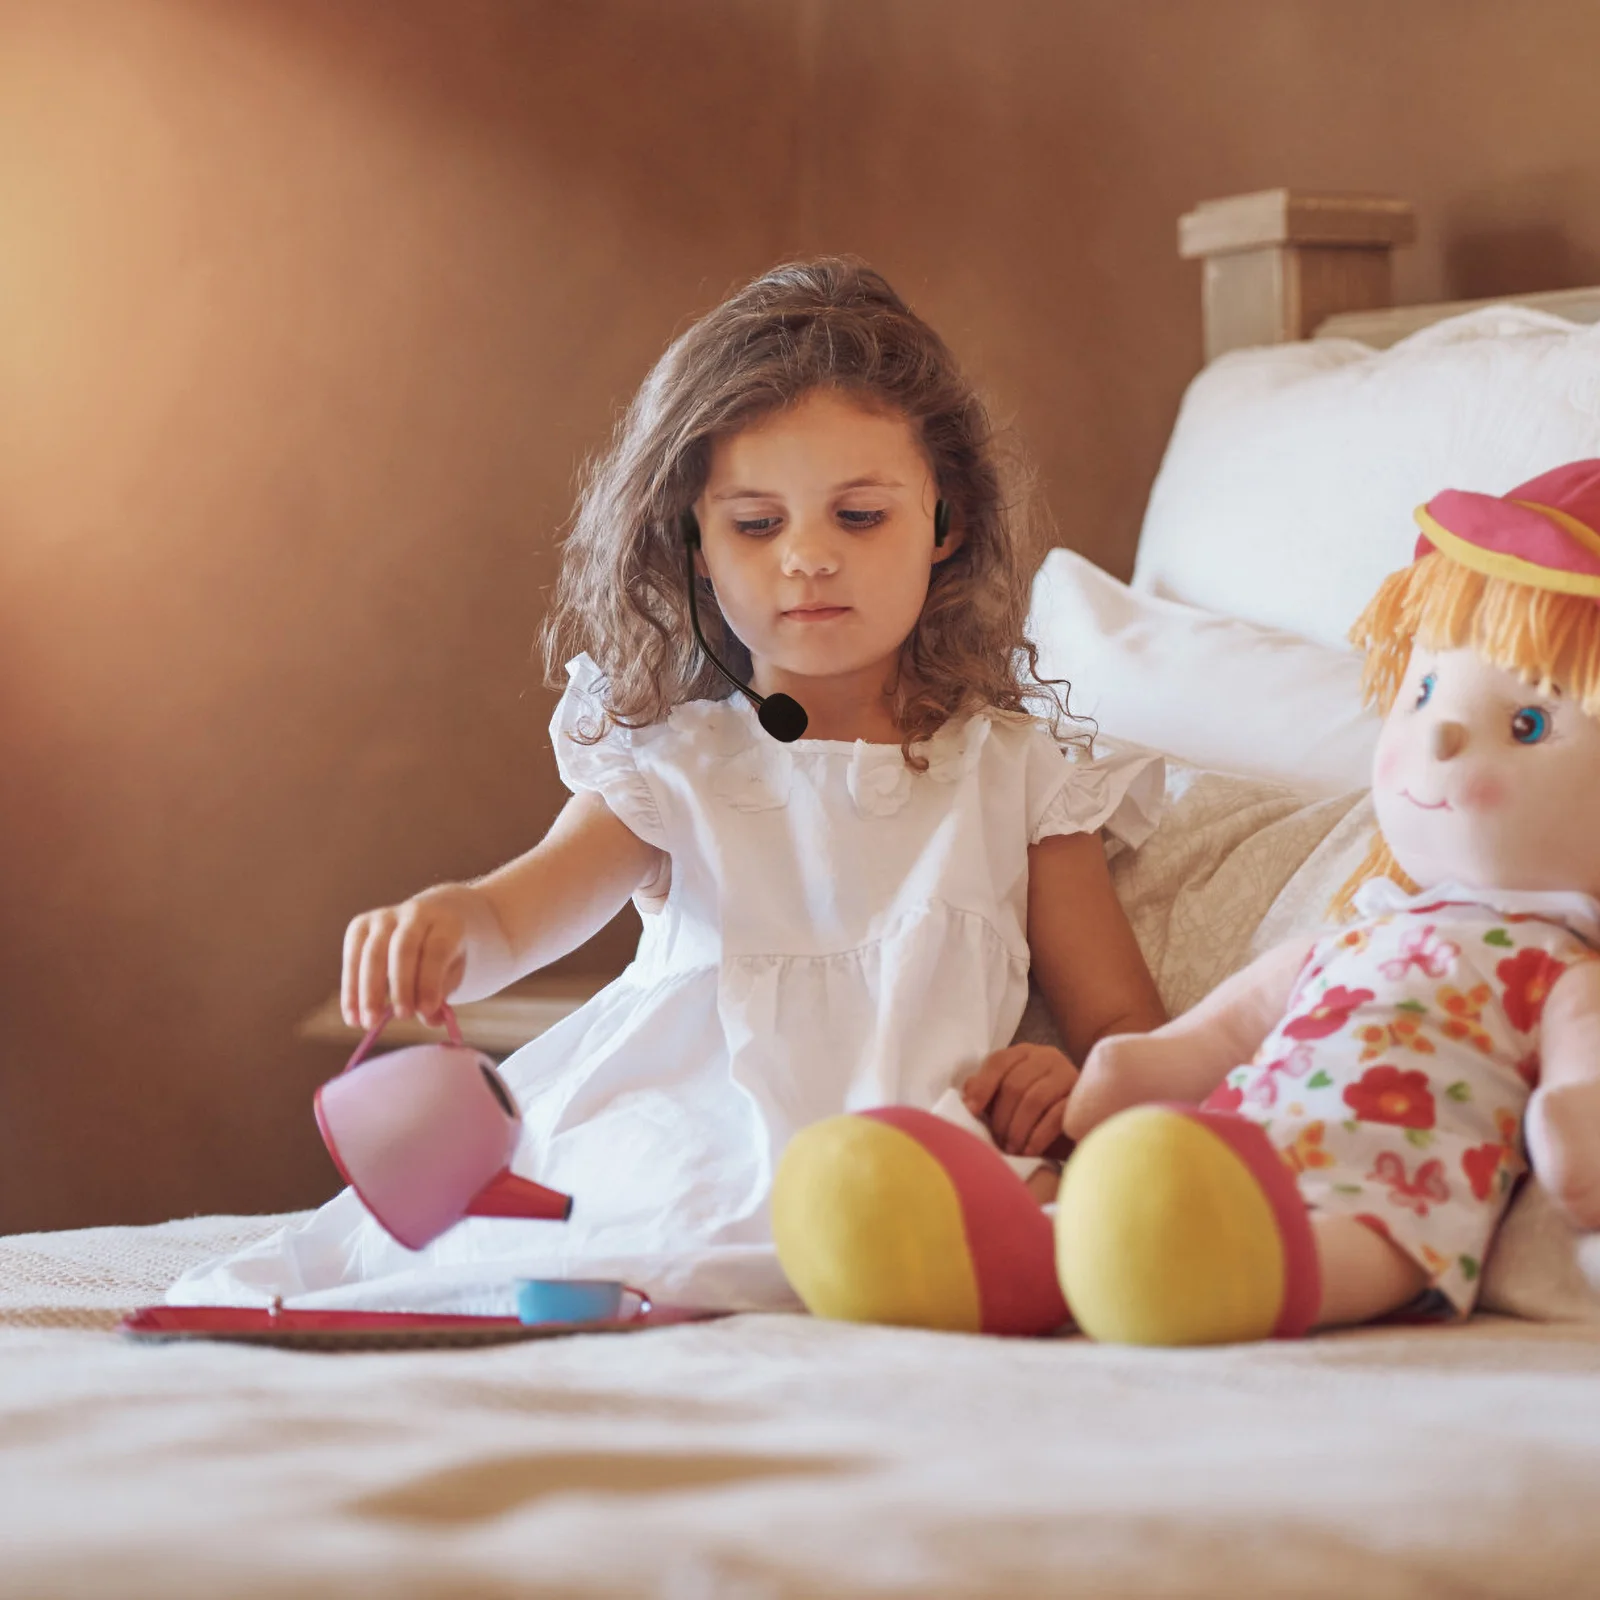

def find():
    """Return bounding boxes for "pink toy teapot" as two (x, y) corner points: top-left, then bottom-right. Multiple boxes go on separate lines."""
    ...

(314, 1005), (572, 1251)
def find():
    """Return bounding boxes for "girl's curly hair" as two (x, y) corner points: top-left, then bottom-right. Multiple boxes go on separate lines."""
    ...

(540, 257), (1074, 764)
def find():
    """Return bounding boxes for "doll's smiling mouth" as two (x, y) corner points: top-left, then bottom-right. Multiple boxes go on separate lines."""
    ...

(1400, 789), (1452, 811)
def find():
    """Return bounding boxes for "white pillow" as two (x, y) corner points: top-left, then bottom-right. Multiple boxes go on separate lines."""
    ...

(1027, 546), (1377, 797)
(1132, 306), (1600, 650)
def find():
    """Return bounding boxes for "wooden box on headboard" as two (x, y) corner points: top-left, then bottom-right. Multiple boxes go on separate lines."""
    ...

(1179, 189), (1415, 362)
(1183, 187), (1600, 361)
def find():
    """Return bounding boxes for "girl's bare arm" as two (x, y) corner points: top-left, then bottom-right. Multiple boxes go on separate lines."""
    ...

(343, 791), (664, 1028)
(1026, 830), (1166, 1061)
(964, 830), (1165, 1158)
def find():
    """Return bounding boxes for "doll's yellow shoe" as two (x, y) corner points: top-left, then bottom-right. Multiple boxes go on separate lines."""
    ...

(1055, 1105), (1321, 1346)
(772, 1107), (1069, 1336)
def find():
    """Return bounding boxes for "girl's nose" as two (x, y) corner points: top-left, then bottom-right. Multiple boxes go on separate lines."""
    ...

(779, 520), (839, 577)
(1431, 721), (1467, 760)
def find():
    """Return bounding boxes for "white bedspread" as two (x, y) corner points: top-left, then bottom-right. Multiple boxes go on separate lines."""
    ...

(5, 1214), (1600, 1598)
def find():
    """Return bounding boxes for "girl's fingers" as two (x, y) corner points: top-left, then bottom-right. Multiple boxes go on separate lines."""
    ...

(414, 920), (459, 1025)
(388, 905), (427, 1020)
(340, 916), (370, 1026)
(962, 1046), (1026, 1114)
(433, 950), (468, 1026)
(1022, 1098), (1068, 1159)
(1041, 1127), (1076, 1163)
(989, 1057), (1050, 1147)
(1001, 1069), (1063, 1152)
(1030, 1061), (1079, 1144)
(411, 920), (440, 1023)
(358, 912), (397, 1028)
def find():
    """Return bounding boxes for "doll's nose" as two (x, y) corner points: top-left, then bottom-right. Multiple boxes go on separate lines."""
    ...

(1431, 721), (1467, 761)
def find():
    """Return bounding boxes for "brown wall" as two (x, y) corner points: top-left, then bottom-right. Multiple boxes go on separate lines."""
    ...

(6, 0), (1600, 1233)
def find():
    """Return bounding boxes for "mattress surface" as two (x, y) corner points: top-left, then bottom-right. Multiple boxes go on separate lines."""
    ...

(4, 1214), (1600, 1597)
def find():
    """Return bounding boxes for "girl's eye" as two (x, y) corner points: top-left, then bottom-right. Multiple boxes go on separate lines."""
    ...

(733, 517), (780, 536)
(1511, 706), (1551, 745)
(837, 508), (887, 529)
(1414, 672), (1436, 709)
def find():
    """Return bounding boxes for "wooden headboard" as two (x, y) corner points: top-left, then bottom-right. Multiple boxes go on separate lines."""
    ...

(1180, 188), (1600, 359)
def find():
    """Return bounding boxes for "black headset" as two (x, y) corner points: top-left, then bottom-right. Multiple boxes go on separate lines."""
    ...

(679, 499), (950, 744)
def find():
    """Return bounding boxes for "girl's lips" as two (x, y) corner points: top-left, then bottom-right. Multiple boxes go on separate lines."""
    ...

(782, 606), (850, 621)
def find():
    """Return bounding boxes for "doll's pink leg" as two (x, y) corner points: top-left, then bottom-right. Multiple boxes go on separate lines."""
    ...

(1309, 1214), (1428, 1330)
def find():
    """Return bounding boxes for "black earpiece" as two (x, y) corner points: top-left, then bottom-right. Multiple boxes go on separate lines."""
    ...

(679, 509), (809, 743)
(934, 498), (950, 548)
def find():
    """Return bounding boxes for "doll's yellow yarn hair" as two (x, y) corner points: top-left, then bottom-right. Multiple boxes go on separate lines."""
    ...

(1328, 549), (1600, 919)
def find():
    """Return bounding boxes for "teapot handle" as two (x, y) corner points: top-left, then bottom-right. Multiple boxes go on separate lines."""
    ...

(343, 1002), (466, 1073)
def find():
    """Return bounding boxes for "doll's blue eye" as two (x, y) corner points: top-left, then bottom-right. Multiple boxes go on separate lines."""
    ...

(1414, 672), (1436, 708)
(1511, 707), (1550, 745)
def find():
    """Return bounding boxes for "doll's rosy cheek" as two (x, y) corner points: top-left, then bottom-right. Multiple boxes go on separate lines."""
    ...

(1459, 773), (1508, 811)
(1374, 744), (1403, 786)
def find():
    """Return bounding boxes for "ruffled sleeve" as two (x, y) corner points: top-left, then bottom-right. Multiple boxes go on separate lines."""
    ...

(1027, 729), (1165, 853)
(550, 655), (668, 851)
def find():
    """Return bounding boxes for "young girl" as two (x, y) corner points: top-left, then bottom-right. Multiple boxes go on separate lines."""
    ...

(170, 258), (1165, 1314)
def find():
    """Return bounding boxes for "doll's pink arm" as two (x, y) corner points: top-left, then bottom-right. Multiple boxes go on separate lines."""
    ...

(1524, 959), (1600, 1231)
(1063, 934), (1317, 1141)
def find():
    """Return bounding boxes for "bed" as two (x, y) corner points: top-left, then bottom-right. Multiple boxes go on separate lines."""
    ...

(8, 189), (1600, 1597)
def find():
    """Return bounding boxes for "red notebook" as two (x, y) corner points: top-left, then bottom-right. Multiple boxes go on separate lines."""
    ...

(119, 1303), (725, 1351)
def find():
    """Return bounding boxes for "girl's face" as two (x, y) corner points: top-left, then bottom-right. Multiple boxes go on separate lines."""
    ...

(695, 389), (957, 710)
(1373, 644), (1600, 898)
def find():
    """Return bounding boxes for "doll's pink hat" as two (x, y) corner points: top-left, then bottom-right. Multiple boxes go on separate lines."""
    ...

(1414, 458), (1600, 600)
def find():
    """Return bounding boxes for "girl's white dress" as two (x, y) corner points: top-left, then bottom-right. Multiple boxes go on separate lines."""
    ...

(170, 657), (1162, 1313)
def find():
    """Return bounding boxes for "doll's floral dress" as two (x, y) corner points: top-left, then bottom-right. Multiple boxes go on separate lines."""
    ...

(1205, 878), (1600, 1314)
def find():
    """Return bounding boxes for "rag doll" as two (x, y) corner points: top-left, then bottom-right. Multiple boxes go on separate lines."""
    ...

(773, 458), (1600, 1344)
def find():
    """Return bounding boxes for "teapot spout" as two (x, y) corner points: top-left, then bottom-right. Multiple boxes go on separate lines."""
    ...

(466, 1168), (573, 1223)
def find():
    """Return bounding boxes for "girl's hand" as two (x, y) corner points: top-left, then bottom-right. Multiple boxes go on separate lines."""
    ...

(341, 884), (497, 1030)
(962, 1043), (1080, 1159)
